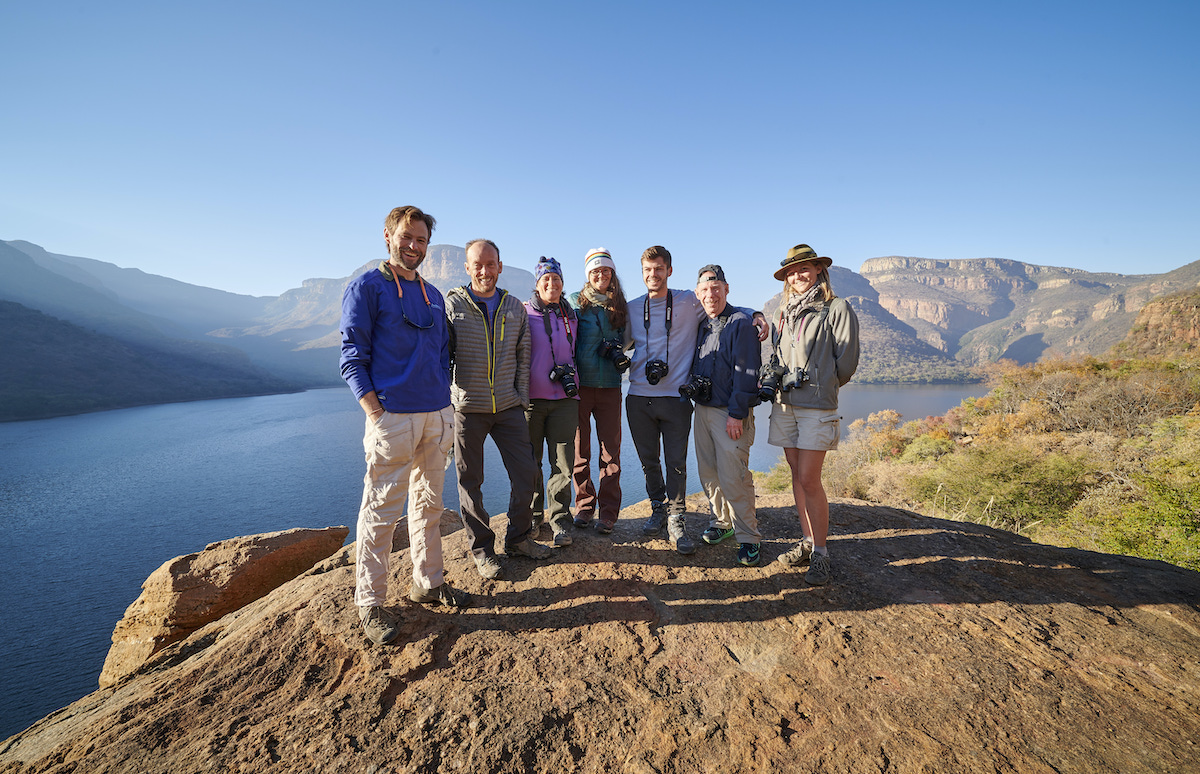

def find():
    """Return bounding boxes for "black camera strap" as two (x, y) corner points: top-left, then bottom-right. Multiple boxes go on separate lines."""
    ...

(539, 302), (575, 351)
(643, 290), (672, 365)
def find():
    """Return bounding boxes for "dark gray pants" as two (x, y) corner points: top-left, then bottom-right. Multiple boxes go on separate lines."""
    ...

(625, 394), (694, 515)
(454, 406), (536, 559)
(526, 398), (579, 532)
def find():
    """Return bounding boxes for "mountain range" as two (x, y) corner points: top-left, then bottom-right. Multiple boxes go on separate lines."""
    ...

(2, 238), (1197, 421)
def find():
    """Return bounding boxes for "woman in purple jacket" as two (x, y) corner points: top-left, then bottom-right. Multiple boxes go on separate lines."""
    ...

(524, 256), (581, 547)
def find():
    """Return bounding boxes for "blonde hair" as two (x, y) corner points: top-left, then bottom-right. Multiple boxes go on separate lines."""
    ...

(783, 267), (835, 302)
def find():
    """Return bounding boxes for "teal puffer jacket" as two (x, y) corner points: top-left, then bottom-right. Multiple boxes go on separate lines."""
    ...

(568, 291), (627, 389)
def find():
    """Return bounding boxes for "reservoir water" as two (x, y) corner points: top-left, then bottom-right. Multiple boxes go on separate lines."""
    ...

(0, 382), (985, 739)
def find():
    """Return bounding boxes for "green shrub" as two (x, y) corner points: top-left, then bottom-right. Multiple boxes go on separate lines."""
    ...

(903, 440), (1091, 530)
(898, 434), (954, 463)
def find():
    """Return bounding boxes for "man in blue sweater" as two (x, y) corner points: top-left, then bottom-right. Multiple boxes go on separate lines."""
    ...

(340, 206), (470, 646)
(688, 265), (764, 567)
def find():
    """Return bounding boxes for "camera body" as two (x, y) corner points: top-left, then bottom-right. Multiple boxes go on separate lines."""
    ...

(758, 357), (789, 403)
(548, 363), (579, 398)
(679, 375), (713, 403)
(597, 339), (632, 373)
(644, 358), (669, 385)
(758, 357), (807, 403)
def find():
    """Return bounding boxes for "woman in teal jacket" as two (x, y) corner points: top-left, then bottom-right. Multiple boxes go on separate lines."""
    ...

(568, 248), (631, 534)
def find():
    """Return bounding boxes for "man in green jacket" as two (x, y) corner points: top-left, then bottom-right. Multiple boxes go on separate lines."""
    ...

(447, 239), (553, 580)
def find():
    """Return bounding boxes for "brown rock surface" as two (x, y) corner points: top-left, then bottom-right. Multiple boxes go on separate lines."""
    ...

(4, 496), (1199, 773)
(98, 526), (349, 688)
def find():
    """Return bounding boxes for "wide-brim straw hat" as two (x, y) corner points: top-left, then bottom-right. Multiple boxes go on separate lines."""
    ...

(774, 244), (833, 281)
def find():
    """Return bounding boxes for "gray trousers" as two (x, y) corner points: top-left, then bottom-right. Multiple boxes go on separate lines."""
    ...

(527, 398), (579, 532)
(625, 394), (694, 515)
(454, 406), (536, 559)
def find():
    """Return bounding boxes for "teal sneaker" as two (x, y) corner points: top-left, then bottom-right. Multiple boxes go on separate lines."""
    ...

(702, 526), (735, 545)
(736, 543), (761, 567)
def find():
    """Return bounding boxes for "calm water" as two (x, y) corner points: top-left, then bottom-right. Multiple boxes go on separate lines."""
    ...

(0, 382), (984, 739)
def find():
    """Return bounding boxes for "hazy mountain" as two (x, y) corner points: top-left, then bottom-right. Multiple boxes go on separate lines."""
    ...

(0, 300), (296, 422)
(5, 240), (271, 337)
(1, 240), (538, 390)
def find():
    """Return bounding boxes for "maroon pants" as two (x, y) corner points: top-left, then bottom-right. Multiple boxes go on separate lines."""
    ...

(573, 386), (623, 525)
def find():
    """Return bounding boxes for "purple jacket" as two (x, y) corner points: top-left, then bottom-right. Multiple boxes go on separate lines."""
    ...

(525, 300), (579, 401)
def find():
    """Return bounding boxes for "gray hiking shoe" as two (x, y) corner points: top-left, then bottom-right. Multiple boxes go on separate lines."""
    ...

(506, 537), (553, 559)
(553, 529), (573, 547)
(359, 605), (401, 645)
(667, 515), (695, 555)
(642, 507), (667, 536)
(409, 581), (472, 608)
(473, 553), (504, 580)
(805, 552), (831, 586)
(779, 538), (814, 567)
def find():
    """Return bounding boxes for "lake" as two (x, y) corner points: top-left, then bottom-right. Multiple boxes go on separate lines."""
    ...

(0, 382), (985, 739)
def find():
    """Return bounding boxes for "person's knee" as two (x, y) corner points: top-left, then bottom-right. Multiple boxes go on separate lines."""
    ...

(799, 475), (825, 497)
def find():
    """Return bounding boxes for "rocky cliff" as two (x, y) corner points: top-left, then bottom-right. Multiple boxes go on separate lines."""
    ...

(1110, 288), (1200, 363)
(859, 256), (1200, 366)
(3, 495), (1198, 773)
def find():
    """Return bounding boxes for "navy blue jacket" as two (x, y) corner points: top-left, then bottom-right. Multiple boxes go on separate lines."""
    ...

(689, 304), (761, 420)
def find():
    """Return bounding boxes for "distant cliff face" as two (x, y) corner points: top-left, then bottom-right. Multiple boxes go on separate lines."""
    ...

(859, 256), (1200, 365)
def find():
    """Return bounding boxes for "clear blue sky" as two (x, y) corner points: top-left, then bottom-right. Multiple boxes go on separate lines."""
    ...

(2, 1), (1197, 302)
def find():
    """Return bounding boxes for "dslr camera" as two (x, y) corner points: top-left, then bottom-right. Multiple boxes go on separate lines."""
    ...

(644, 358), (669, 386)
(759, 357), (808, 403)
(597, 338), (632, 373)
(757, 356), (790, 403)
(548, 363), (579, 398)
(679, 375), (713, 403)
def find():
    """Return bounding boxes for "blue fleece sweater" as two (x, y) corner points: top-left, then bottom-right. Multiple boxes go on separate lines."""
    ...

(339, 263), (451, 413)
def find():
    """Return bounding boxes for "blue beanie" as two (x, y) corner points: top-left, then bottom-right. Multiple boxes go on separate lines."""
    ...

(535, 256), (562, 281)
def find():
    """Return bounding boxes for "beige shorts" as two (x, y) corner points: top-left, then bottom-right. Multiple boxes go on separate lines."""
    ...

(767, 403), (840, 451)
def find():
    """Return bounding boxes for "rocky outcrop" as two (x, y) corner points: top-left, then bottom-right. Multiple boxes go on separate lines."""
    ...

(97, 526), (348, 689)
(4, 495), (1199, 773)
(1111, 289), (1200, 362)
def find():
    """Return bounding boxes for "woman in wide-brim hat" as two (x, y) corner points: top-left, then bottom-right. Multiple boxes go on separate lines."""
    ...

(764, 244), (860, 586)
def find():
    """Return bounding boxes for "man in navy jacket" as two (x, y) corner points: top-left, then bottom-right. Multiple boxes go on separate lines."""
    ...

(688, 264), (764, 568)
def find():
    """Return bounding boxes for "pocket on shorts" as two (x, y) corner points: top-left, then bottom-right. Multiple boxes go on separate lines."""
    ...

(816, 413), (840, 450)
